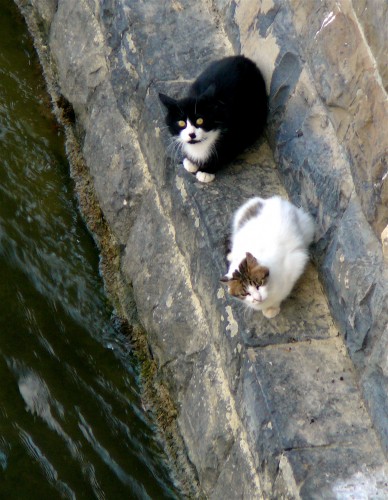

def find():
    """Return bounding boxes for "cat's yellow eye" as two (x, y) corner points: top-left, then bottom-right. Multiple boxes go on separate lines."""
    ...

(196, 118), (204, 126)
(178, 120), (186, 128)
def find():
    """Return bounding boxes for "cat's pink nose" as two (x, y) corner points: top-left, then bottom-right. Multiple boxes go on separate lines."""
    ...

(189, 132), (196, 139)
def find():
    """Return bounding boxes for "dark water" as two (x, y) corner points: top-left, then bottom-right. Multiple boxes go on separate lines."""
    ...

(0, 1), (178, 498)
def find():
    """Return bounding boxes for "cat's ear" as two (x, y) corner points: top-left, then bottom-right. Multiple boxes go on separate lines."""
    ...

(263, 267), (270, 279)
(159, 93), (178, 109)
(201, 83), (216, 99)
(246, 252), (258, 268)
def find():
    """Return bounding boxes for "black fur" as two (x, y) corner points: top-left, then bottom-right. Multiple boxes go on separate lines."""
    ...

(159, 55), (268, 175)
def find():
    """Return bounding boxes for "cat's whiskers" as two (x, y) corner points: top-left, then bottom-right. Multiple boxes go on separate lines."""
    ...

(244, 308), (253, 323)
(166, 136), (185, 169)
(230, 300), (253, 323)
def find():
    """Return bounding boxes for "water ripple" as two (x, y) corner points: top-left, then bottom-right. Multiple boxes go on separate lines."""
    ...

(0, 1), (178, 497)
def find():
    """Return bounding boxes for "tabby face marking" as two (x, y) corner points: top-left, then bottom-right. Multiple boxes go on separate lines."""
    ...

(221, 252), (270, 306)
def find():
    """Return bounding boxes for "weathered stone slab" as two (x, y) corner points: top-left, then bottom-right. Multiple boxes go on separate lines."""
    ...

(246, 340), (371, 449)
(283, 446), (388, 499)
(239, 339), (388, 497)
(289, 0), (388, 235)
(321, 199), (388, 360)
(353, 0), (388, 93)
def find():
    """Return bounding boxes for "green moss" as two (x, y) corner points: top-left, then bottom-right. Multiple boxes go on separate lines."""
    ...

(65, 113), (201, 499)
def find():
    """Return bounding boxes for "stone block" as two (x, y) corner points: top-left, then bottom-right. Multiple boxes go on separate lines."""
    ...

(241, 340), (388, 496)
(353, 0), (388, 92)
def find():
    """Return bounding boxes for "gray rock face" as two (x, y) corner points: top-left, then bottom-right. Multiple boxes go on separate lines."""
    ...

(17, 0), (388, 497)
(353, 0), (388, 93)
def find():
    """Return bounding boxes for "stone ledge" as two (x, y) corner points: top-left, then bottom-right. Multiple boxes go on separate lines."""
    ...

(16, 0), (388, 497)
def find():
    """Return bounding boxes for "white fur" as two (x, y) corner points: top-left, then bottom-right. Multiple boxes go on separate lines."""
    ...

(196, 171), (215, 183)
(179, 119), (220, 164)
(227, 196), (314, 317)
(183, 158), (199, 173)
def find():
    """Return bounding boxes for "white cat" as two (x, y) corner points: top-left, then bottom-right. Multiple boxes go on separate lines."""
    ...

(221, 196), (314, 318)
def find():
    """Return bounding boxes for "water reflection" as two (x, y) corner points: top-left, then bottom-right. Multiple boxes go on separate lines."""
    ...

(0, 1), (178, 497)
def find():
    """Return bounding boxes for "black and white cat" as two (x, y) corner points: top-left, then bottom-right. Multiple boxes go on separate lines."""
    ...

(221, 196), (314, 318)
(159, 55), (268, 183)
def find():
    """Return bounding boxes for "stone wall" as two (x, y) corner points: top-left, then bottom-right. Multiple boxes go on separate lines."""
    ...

(16, 0), (388, 497)
(216, 0), (388, 458)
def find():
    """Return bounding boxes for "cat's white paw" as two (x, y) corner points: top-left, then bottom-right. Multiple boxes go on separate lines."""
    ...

(262, 306), (280, 319)
(183, 158), (199, 173)
(226, 252), (233, 262)
(196, 171), (215, 183)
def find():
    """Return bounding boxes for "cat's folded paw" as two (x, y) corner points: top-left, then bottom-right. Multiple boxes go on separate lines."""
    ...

(183, 158), (199, 173)
(262, 306), (280, 319)
(196, 171), (215, 183)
